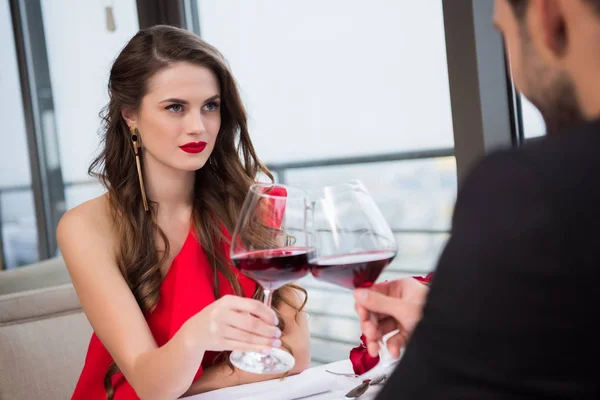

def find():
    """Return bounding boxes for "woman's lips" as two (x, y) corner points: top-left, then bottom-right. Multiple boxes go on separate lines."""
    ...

(179, 141), (207, 154)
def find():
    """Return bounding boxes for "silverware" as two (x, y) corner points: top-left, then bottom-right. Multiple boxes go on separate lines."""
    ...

(345, 380), (370, 398)
(325, 369), (358, 377)
(344, 374), (386, 398)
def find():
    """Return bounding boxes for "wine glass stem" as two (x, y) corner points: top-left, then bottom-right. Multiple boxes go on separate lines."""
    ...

(378, 339), (393, 363)
(263, 289), (273, 308)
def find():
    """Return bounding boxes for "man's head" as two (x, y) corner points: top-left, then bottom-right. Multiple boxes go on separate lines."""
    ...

(494, 0), (600, 134)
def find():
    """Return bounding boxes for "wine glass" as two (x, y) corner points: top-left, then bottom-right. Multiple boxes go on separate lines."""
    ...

(308, 180), (399, 374)
(229, 183), (311, 374)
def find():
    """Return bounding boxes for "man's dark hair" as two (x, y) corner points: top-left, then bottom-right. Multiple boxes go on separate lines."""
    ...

(507, 0), (600, 18)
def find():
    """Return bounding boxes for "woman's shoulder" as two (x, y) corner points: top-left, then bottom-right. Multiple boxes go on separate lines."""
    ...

(56, 193), (115, 256)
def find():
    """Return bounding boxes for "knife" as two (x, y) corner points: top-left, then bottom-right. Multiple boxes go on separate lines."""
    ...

(344, 375), (386, 398)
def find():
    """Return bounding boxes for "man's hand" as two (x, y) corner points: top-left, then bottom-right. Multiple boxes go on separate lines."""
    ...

(354, 277), (429, 358)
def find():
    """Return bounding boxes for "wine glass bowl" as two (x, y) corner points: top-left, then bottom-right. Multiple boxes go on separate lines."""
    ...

(308, 180), (399, 373)
(310, 249), (396, 290)
(309, 181), (397, 289)
(229, 183), (311, 374)
(231, 248), (310, 291)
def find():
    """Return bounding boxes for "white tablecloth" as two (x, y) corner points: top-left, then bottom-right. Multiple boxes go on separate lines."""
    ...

(188, 359), (386, 400)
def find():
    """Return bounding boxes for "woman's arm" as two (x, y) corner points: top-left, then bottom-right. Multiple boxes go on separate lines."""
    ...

(58, 203), (206, 400)
(59, 200), (279, 400)
(182, 285), (311, 395)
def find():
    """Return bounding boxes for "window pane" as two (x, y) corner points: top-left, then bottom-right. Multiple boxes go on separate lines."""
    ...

(285, 157), (457, 231)
(1, 191), (39, 269)
(194, 1), (457, 363)
(65, 183), (107, 211)
(386, 232), (449, 275)
(197, 0), (453, 164)
(256, 170), (278, 184)
(287, 157), (454, 363)
(40, 0), (138, 206)
(521, 95), (546, 138)
(0, 0), (39, 269)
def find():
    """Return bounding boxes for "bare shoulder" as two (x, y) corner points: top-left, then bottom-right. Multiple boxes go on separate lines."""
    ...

(57, 193), (115, 269)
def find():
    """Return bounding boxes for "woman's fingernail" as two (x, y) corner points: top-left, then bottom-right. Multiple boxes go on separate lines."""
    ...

(262, 348), (272, 355)
(272, 339), (282, 348)
(274, 315), (279, 325)
(274, 329), (282, 338)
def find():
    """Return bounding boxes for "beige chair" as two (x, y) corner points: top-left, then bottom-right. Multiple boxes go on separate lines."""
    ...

(0, 283), (92, 400)
(0, 257), (72, 296)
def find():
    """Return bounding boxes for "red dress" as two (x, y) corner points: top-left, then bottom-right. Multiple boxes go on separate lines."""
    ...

(71, 228), (257, 399)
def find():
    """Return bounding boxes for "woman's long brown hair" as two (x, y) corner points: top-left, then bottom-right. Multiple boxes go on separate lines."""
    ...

(89, 25), (307, 399)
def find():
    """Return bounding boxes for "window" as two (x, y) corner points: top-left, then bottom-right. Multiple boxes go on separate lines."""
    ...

(521, 95), (546, 138)
(197, 0), (454, 163)
(285, 158), (456, 231)
(196, 0), (456, 364)
(284, 158), (454, 362)
(0, 0), (39, 269)
(1, 0), (523, 368)
(40, 0), (139, 209)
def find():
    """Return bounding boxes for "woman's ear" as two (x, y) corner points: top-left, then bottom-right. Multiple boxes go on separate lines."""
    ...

(121, 107), (137, 128)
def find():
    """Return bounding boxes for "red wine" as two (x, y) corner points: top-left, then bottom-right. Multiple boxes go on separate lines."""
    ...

(232, 248), (310, 290)
(310, 250), (396, 289)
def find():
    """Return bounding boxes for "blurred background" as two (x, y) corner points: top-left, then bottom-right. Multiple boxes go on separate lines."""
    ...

(0, 0), (545, 365)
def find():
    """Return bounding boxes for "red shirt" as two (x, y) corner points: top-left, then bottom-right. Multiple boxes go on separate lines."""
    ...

(71, 228), (256, 399)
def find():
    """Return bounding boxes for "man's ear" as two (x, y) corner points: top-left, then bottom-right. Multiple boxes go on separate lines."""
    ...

(121, 107), (137, 128)
(534, 0), (569, 58)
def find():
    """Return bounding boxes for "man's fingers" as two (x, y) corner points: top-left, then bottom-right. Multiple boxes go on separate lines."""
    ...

(355, 303), (368, 321)
(367, 280), (395, 296)
(361, 320), (382, 343)
(355, 289), (424, 335)
(354, 289), (399, 317)
(356, 304), (387, 324)
(367, 340), (380, 358)
(356, 304), (377, 322)
(374, 317), (398, 336)
(386, 332), (408, 358)
(361, 315), (402, 348)
(363, 329), (408, 360)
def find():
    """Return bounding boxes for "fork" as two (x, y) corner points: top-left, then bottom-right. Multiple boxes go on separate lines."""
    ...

(325, 370), (358, 378)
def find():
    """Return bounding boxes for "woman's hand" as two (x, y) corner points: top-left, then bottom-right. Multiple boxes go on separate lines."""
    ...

(181, 286), (311, 396)
(184, 294), (282, 354)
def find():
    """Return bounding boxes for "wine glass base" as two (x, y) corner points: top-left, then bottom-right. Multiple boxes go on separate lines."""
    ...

(230, 348), (295, 374)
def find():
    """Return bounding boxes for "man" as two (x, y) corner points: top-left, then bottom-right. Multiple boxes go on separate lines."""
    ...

(354, 0), (600, 398)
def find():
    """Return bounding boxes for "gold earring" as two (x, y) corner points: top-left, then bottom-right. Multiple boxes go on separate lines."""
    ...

(130, 126), (149, 211)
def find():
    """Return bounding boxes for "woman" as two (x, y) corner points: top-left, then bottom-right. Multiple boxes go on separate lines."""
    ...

(57, 25), (310, 400)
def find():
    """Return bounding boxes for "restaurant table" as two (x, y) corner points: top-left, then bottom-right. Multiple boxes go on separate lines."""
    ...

(188, 359), (390, 400)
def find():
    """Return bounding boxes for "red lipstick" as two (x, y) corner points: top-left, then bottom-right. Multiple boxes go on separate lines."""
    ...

(179, 141), (207, 154)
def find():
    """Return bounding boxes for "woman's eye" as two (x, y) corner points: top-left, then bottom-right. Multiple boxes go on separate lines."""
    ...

(166, 104), (184, 113)
(203, 101), (220, 112)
